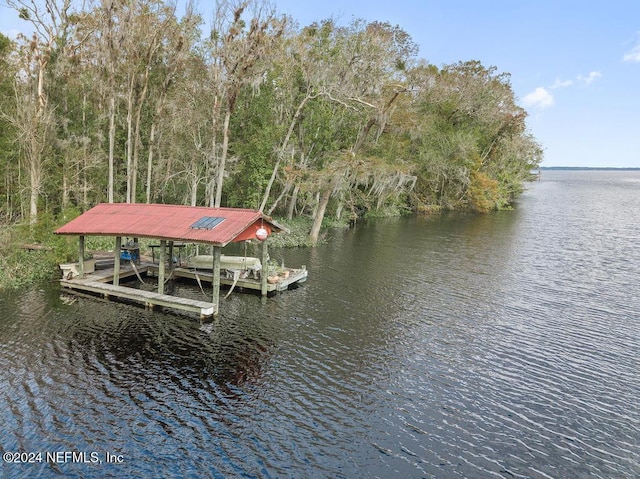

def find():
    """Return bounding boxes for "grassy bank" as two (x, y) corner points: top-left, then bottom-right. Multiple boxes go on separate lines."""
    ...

(267, 215), (350, 248)
(0, 215), (77, 291)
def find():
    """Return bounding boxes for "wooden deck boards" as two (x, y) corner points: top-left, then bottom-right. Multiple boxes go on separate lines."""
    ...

(60, 279), (215, 316)
(60, 262), (215, 316)
(59, 260), (306, 318)
(146, 265), (308, 292)
(88, 262), (153, 282)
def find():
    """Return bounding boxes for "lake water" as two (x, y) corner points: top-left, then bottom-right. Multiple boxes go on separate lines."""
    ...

(1, 170), (639, 478)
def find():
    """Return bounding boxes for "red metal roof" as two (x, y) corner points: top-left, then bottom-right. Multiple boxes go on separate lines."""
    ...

(55, 203), (285, 246)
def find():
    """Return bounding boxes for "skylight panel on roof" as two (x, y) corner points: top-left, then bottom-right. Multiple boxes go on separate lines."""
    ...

(190, 216), (225, 230)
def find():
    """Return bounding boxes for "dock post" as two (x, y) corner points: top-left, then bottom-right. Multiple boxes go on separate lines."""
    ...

(261, 239), (268, 296)
(78, 235), (85, 278)
(113, 237), (122, 286)
(158, 240), (166, 295)
(168, 241), (174, 275)
(212, 246), (221, 316)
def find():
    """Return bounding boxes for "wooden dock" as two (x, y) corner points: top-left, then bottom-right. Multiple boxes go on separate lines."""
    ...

(146, 264), (308, 293)
(61, 279), (215, 316)
(54, 203), (295, 318)
(59, 260), (307, 318)
(60, 263), (216, 318)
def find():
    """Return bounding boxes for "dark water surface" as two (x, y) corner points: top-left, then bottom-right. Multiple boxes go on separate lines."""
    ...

(1, 170), (639, 478)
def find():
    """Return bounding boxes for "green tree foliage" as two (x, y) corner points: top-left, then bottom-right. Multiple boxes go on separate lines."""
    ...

(409, 60), (542, 211)
(0, 1), (542, 241)
(0, 33), (19, 221)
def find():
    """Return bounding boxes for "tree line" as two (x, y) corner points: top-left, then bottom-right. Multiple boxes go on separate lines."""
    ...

(0, 0), (542, 244)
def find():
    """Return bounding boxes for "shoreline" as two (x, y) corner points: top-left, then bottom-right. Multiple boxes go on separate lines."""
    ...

(0, 203), (514, 292)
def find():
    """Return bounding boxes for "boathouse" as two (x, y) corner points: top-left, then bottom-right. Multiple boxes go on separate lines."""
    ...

(54, 203), (295, 318)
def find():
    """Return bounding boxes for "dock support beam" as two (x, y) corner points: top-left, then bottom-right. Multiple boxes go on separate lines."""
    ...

(113, 237), (122, 286)
(211, 246), (221, 316)
(168, 241), (174, 275)
(158, 240), (166, 295)
(78, 235), (85, 278)
(261, 239), (268, 296)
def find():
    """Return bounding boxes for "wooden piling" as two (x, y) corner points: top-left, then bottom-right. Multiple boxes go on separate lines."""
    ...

(158, 240), (166, 295)
(113, 237), (121, 286)
(78, 236), (86, 278)
(261, 239), (268, 296)
(168, 241), (174, 275)
(211, 246), (221, 316)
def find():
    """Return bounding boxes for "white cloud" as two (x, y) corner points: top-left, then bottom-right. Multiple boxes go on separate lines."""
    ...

(623, 44), (640, 62)
(522, 87), (554, 109)
(550, 78), (573, 89)
(524, 71), (602, 110)
(577, 71), (602, 85)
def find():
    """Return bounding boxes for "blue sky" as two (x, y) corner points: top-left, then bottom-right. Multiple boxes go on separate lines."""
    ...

(2, 0), (639, 167)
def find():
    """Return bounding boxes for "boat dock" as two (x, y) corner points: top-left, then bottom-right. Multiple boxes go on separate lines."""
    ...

(146, 264), (307, 293)
(54, 203), (303, 319)
(59, 259), (307, 318)
(60, 263), (216, 317)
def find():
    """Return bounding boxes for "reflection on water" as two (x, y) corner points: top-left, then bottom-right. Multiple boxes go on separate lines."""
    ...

(1, 170), (639, 478)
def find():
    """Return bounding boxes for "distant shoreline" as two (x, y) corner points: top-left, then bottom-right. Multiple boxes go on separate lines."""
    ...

(540, 166), (640, 171)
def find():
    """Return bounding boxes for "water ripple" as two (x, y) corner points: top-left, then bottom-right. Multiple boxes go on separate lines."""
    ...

(2, 171), (640, 478)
